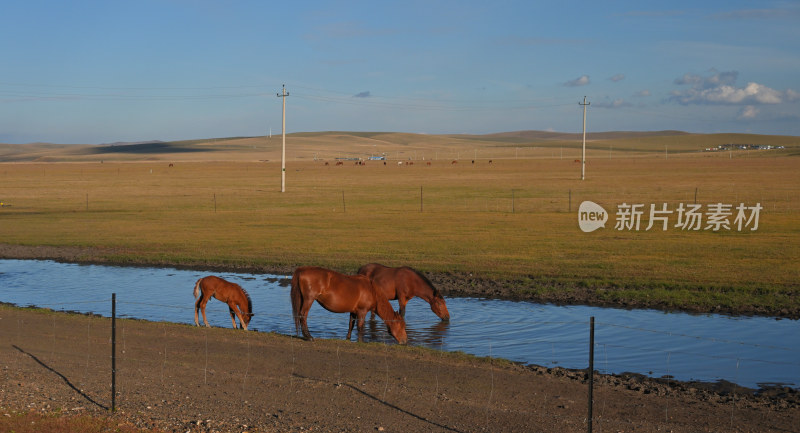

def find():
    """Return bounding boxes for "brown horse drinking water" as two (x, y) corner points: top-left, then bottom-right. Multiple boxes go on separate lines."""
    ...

(290, 266), (407, 344)
(358, 263), (450, 321)
(193, 276), (254, 330)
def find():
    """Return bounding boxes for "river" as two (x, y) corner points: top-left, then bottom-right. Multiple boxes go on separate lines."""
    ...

(1, 259), (797, 390)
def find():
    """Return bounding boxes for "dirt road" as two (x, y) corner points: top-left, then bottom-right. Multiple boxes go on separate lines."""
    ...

(1, 306), (797, 433)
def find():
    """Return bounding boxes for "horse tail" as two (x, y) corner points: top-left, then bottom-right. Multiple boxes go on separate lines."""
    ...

(193, 278), (203, 299)
(290, 269), (302, 335)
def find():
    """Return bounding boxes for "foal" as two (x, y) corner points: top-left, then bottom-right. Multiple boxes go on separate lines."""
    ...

(193, 276), (254, 330)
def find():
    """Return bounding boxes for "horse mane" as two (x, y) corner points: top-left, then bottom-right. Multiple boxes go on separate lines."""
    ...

(240, 286), (253, 314)
(407, 267), (441, 298)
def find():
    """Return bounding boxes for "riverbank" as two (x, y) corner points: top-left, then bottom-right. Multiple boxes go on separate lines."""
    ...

(1, 305), (798, 433)
(1, 243), (798, 320)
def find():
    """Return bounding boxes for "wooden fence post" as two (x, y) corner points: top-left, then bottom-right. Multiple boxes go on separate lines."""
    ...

(111, 293), (116, 412)
(588, 316), (594, 432)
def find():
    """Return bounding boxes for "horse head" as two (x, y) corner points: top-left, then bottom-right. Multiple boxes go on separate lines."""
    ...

(387, 311), (408, 345)
(430, 296), (450, 321)
(243, 312), (254, 327)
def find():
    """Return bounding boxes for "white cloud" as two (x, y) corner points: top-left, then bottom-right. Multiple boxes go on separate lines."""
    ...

(674, 70), (737, 89)
(609, 74), (625, 82)
(738, 106), (759, 119)
(496, 36), (588, 46)
(634, 90), (651, 97)
(714, 8), (800, 20)
(564, 75), (590, 87)
(624, 10), (686, 18)
(595, 98), (631, 109)
(670, 70), (796, 105)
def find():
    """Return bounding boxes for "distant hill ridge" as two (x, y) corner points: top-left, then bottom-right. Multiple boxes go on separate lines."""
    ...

(482, 130), (689, 140)
(1, 130), (797, 162)
(101, 140), (167, 147)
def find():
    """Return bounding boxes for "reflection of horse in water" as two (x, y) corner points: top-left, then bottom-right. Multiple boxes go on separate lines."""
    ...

(357, 263), (450, 321)
(290, 266), (408, 344)
(193, 276), (253, 330)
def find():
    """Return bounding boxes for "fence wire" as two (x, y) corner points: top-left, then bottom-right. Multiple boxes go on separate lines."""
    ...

(2, 299), (798, 432)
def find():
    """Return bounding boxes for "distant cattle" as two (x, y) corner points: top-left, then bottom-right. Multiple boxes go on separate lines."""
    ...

(488, 160), (493, 164)
(324, 162), (329, 166)
(451, 160), (458, 165)
(168, 163), (174, 168)
(336, 161), (344, 166)
(574, 159), (581, 163)
(426, 162), (431, 166)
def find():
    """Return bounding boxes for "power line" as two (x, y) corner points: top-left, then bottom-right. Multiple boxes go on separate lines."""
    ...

(293, 92), (574, 112)
(0, 80), (576, 112)
(0, 81), (270, 91)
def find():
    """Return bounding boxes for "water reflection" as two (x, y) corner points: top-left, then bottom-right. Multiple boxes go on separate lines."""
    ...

(0, 259), (798, 390)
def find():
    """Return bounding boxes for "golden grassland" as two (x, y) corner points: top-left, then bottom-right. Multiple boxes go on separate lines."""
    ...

(1, 131), (799, 311)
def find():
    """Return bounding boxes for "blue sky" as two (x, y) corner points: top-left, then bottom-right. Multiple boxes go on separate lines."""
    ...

(1, 0), (799, 144)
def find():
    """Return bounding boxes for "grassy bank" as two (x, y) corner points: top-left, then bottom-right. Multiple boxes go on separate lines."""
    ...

(1, 133), (799, 314)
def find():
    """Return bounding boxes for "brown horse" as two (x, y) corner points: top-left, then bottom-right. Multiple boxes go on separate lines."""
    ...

(358, 263), (450, 321)
(193, 276), (254, 330)
(290, 266), (407, 344)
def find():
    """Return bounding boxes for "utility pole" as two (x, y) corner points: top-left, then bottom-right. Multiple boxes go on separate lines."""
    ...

(579, 96), (590, 180)
(277, 85), (289, 192)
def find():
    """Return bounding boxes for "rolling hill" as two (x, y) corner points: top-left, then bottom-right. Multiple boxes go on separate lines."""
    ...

(1, 130), (797, 162)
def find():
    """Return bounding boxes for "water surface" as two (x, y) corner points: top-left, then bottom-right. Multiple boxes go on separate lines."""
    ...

(1, 259), (797, 390)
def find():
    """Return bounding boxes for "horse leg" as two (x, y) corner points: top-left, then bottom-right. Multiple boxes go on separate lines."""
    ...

(398, 297), (408, 318)
(298, 300), (315, 341)
(194, 297), (203, 326)
(347, 313), (357, 341)
(356, 312), (366, 343)
(231, 304), (248, 331)
(228, 306), (238, 329)
(299, 315), (313, 341)
(197, 296), (212, 327)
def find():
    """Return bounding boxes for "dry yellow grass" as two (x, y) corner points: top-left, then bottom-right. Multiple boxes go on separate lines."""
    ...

(1, 131), (799, 310)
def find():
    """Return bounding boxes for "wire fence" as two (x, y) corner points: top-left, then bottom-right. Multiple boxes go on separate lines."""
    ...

(2, 296), (798, 432)
(8, 297), (800, 384)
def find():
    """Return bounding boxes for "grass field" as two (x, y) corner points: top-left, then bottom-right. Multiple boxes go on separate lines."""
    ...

(1, 131), (799, 312)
